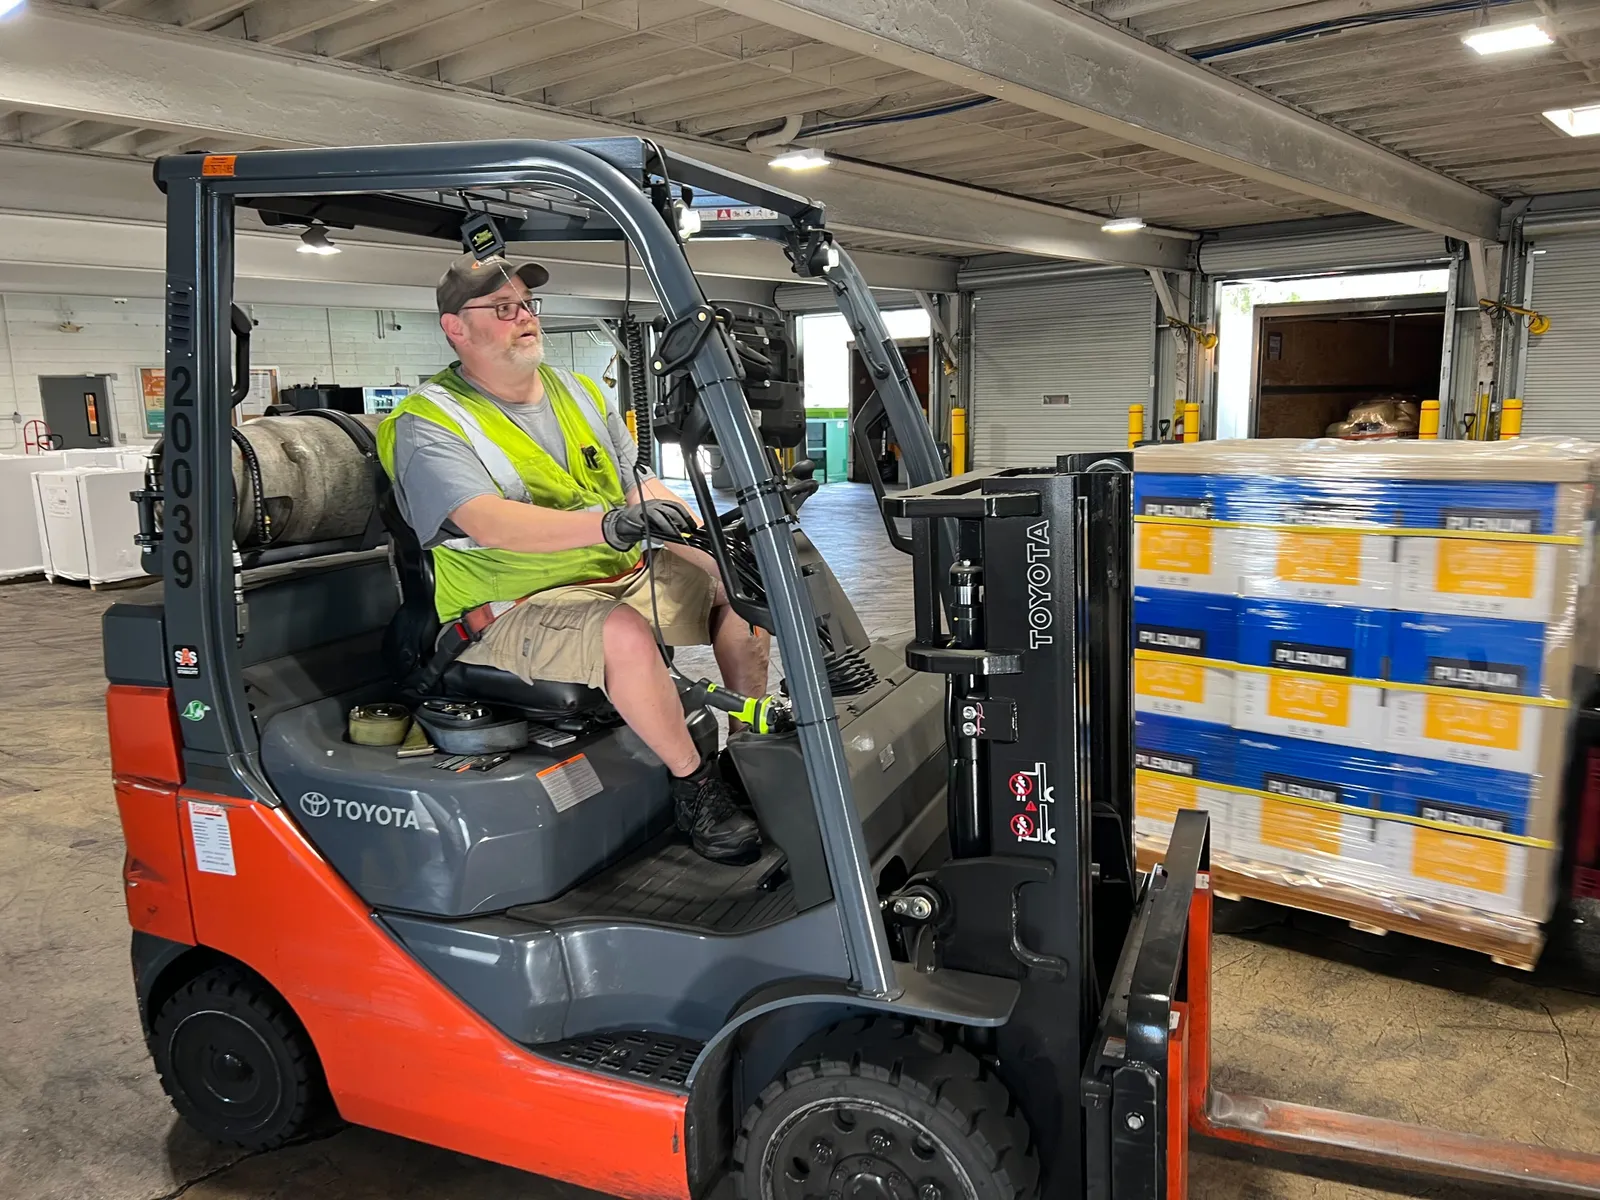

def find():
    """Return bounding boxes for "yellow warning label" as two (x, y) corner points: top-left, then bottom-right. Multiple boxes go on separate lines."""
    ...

(1435, 540), (1537, 600)
(1137, 774), (1198, 825)
(1138, 524), (1212, 575)
(1260, 798), (1342, 857)
(1266, 675), (1351, 728)
(1136, 659), (1206, 704)
(1412, 826), (1509, 895)
(1277, 531), (1361, 587)
(1422, 695), (1523, 751)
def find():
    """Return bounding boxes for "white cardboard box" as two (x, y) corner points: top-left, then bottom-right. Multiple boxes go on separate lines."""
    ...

(1133, 657), (1233, 725)
(1134, 521), (1234, 594)
(1396, 536), (1565, 623)
(0, 452), (66, 578)
(1233, 528), (1396, 607)
(1233, 672), (1387, 750)
(32, 467), (147, 585)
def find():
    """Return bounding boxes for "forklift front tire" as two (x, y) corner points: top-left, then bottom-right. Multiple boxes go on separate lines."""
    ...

(148, 964), (331, 1151)
(734, 1017), (1038, 1200)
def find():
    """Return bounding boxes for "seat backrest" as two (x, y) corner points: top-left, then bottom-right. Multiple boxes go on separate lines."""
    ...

(377, 475), (443, 686)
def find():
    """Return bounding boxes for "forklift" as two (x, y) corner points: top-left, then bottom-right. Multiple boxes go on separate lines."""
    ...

(102, 136), (1211, 1200)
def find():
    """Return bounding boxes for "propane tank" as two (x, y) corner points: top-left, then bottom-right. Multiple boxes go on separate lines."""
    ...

(155, 412), (384, 549)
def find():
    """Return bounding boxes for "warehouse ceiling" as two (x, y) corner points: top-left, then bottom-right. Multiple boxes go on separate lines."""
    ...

(3, 0), (1600, 268)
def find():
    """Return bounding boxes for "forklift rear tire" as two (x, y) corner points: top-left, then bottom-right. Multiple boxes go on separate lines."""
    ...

(734, 1017), (1039, 1200)
(149, 964), (331, 1151)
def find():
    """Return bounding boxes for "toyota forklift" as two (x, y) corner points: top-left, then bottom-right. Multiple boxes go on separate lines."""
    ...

(102, 138), (1211, 1200)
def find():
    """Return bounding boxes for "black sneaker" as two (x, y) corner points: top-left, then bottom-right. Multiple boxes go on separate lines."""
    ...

(673, 760), (761, 865)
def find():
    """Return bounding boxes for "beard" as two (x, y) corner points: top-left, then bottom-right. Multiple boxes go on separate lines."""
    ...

(505, 329), (544, 369)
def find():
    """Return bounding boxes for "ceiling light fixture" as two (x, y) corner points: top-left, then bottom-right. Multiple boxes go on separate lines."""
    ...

(1462, 21), (1552, 55)
(1101, 216), (1147, 233)
(0, 0), (26, 18)
(1544, 103), (1600, 137)
(769, 146), (830, 170)
(297, 225), (340, 255)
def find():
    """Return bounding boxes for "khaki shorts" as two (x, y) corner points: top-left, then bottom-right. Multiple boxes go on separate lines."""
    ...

(458, 550), (718, 692)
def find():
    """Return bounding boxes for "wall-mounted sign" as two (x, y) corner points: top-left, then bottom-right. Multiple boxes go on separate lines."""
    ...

(139, 368), (165, 435)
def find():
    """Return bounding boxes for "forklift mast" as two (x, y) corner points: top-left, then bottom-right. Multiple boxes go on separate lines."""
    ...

(887, 459), (1208, 1198)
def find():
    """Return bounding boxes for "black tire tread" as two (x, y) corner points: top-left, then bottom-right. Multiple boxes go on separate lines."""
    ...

(149, 964), (329, 1151)
(733, 1016), (1039, 1200)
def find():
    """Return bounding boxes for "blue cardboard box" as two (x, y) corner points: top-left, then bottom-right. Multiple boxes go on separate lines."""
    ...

(1233, 600), (1390, 747)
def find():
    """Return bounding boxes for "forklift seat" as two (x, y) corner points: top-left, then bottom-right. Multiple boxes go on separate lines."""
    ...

(378, 479), (610, 718)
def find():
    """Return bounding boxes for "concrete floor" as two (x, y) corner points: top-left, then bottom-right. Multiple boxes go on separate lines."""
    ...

(1, 481), (1597, 1200)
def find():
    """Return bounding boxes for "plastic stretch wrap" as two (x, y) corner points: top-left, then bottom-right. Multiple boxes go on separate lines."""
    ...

(1131, 437), (1600, 942)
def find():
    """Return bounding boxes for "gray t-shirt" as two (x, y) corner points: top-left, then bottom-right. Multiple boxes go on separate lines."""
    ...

(391, 369), (649, 546)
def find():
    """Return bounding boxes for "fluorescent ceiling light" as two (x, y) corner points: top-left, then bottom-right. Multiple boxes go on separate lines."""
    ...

(1544, 103), (1600, 137)
(1462, 21), (1552, 55)
(297, 225), (340, 255)
(0, 0), (26, 17)
(769, 146), (829, 170)
(1101, 216), (1147, 233)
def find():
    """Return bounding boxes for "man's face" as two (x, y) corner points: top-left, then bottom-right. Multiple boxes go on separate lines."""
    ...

(446, 277), (543, 377)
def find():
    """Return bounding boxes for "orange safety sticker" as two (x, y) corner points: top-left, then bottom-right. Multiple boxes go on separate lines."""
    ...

(201, 155), (237, 177)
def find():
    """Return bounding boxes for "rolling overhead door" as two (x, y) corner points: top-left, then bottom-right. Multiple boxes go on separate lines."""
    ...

(969, 272), (1153, 468)
(1199, 225), (1450, 277)
(1522, 233), (1600, 438)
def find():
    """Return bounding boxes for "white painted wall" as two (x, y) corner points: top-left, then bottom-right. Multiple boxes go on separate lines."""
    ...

(0, 294), (620, 451)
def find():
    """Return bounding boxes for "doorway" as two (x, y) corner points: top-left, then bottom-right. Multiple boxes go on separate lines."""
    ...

(848, 340), (931, 484)
(38, 375), (117, 449)
(1250, 299), (1445, 439)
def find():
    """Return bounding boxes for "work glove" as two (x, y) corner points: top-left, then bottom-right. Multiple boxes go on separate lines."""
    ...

(601, 498), (697, 550)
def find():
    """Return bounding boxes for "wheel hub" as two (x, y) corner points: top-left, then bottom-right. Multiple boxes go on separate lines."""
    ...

(830, 1153), (915, 1200)
(764, 1101), (973, 1200)
(169, 1011), (281, 1122)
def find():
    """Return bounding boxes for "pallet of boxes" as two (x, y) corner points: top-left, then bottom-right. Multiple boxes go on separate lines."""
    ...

(1131, 437), (1598, 968)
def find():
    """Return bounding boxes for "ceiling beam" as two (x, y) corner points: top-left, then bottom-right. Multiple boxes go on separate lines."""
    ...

(697, 0), (1504, 242)
(0, 3), (1192, 268)
(0, 143), (957, 294)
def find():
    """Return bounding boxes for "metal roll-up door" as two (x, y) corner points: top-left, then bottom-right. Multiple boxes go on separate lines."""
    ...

(772, 283), (916, 314)
(1523, 233), (1600, 438)
(969, 272), (1153, 468)
(1199, 226), (1450, 277)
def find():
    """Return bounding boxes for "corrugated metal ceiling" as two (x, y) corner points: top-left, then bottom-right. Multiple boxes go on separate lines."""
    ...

(14, 0), (1600, 238)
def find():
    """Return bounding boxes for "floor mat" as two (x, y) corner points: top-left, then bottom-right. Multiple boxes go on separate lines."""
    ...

(510, 835), (795, 933)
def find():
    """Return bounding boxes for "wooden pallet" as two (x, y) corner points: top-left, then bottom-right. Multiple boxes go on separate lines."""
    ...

(1136, 841), (1547, 971)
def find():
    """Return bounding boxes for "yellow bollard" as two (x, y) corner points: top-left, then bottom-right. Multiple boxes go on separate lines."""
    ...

(1128, 403), (1145, 449)
(1419, 399), (1439, 441)
(1499, 397), (1523, 440)
(950, 407), (967, 475)
(1182, 401), (1201, 443)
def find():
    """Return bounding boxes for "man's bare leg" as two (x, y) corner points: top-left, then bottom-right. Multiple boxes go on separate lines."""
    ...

(602, 605), (699, 775)
(710, 601), (772, 730)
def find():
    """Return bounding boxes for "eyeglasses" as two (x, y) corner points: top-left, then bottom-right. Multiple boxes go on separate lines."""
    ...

(459, 297), (542, 321)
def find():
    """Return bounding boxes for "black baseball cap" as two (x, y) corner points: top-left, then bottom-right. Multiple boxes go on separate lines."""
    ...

(436, 253), (550, 316)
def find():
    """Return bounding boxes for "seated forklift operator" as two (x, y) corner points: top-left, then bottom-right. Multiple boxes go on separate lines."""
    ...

(377, 253), (771, 865)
